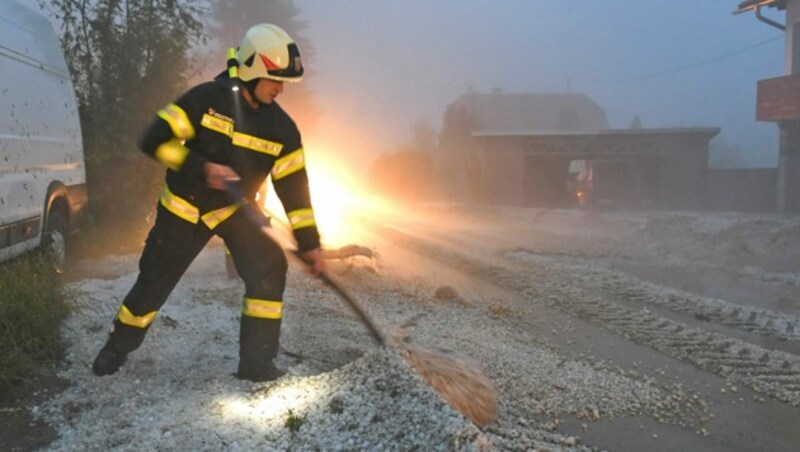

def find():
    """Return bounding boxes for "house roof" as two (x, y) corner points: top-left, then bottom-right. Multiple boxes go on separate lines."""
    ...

(449, 91), (609, 134)
(734, 0), (785, 14)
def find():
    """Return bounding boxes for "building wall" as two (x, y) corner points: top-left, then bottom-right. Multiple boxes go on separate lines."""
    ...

(465, 108), (776, 213)
(706, 168), (778, 212)
(523, 156), (571, 207)
(654, 134), (710, 210)
(477, 137), (526, 205)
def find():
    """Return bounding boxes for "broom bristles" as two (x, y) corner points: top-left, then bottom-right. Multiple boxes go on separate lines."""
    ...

(399, 343), (497, 427)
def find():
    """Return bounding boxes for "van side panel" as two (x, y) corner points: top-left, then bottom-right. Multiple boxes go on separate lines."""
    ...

(0, 0), (86, 262)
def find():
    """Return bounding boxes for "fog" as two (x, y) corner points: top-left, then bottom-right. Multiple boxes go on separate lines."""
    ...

(18, 0), (786, 171)
(293, 0), (783, 171)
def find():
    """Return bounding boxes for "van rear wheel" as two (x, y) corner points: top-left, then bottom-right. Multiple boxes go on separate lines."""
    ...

(44, 209), (68, 274)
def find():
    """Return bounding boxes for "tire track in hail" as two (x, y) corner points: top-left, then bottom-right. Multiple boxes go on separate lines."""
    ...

(504, 250), (800, 344)
(598, 274), (800, 341)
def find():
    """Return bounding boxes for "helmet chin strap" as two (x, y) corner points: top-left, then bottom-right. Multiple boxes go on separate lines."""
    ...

(240, 79), (263, 109)
(242, 79), (261, 97)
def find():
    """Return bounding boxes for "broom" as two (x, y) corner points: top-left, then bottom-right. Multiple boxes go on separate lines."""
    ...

(225, 182), (497, 427)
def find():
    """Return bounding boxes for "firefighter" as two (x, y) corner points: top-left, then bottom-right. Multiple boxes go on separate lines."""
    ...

(92, 23), (325, 382)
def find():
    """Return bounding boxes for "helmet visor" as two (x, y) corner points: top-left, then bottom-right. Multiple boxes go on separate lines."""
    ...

(266, 43), (303, 81)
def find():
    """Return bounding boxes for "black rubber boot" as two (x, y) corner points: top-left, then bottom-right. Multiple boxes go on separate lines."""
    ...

(236, 360), (286, 382)
(92, 340), (129, 376)
(237, 316), (283, 382)
(92, 320), (147, 376)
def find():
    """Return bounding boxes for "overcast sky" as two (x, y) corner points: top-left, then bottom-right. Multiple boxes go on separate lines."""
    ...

(18, 0), (787, 169)
(294, 0), (785, 169)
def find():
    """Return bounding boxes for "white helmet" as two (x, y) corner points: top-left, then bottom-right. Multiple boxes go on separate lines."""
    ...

(236, 23), (304, 83)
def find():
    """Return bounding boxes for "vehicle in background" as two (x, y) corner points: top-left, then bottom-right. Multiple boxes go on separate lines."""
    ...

(0, 0), (87, 272)
(566, 159), (593, 208)
(566, 159), (646, 210)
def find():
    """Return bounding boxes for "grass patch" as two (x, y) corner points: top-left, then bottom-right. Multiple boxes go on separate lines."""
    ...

(0, 252), (71, 398)
(285, 409), (307, 433)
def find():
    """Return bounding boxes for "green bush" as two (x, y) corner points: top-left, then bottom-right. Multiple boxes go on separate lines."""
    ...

(0, 253), (71, 397)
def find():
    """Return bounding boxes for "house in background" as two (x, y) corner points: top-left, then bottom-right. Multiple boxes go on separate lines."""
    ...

(436, 90), (608, 204)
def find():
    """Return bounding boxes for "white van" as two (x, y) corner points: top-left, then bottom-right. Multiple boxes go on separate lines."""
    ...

(0, 0), (87, 271)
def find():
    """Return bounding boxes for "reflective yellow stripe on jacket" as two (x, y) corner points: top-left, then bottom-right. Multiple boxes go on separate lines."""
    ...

(271, 148), (305, 181)
(232, 132), (283, 156)
(157, 103), (195, 140)
(242, 297), (283, 320)
(160, 186), (242, 229)
(201, 113), (234, 136)
(118, 305), (157, 329)
(160, 186), (199, 224)
(200, 202), (243, 229)
(287, 208), (316, 230)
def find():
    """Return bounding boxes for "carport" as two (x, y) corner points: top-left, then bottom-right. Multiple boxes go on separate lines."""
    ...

(474, 128), (719, 209)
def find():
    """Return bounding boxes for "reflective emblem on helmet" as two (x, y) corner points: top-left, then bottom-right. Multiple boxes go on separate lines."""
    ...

(259, 53), (280, 70)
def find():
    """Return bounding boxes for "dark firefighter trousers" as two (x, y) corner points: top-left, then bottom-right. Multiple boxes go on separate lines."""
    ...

(105, 202), (287, 376)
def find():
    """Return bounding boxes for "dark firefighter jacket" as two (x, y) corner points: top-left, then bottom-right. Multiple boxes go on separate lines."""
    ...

(138, 74), (320, 252)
